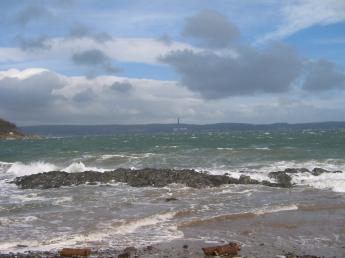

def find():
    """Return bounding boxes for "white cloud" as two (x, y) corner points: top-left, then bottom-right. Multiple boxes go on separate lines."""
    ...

(0, 68), (48, 80)
(0, 37), (198, 65)
(1, 68), (345, 125)
(259, 0), (345, 43)
(0, 48), (28, 63)
(0, 68), (202, 125)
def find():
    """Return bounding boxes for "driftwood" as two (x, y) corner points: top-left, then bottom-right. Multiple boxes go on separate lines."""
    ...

(59, 248), (91, 257)
(202, 242), (241, 256)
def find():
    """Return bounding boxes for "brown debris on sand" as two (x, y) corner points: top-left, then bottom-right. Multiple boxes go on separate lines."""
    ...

(59, 248), (91, 257)
(202, 242), (241, 256)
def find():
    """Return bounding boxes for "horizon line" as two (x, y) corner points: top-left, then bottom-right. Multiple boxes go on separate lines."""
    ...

(19, 120), (345, 127)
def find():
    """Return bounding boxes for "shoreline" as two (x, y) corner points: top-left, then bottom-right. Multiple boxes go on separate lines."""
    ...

(0, 239), (328, 258)
(2, 165), (345, 257)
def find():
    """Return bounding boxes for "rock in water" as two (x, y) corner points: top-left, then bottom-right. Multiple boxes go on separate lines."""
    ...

(311, 167), (329, 176)
(268, 171), (293, 188)
(238, 175), (259, 184)
(13, 168), (238, 189)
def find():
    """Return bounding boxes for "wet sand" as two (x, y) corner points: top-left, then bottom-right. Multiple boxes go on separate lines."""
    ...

(2, 202), (344, 257)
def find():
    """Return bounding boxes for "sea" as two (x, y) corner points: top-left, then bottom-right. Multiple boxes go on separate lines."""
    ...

(1, 129), (345, 256)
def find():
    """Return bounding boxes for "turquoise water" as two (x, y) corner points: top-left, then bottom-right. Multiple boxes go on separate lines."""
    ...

(1, 129), (345, 255)
(1, 129), (345, 165)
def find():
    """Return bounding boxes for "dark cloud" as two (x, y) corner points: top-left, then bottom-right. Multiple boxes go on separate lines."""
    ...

(68, 23), (112, 43)
(0, 71), (64, 112)
(73, 88), (97, 103)
(303, 59), (345, 91)
(72, 49), (119, 75)
(182, 10), (240, 48)
(15, 3), (52, 26)
(160, 43), (302, 99)
(16, 35), (50, 51)
(157, 34), (173, 46)
(110, 81), (133, 94)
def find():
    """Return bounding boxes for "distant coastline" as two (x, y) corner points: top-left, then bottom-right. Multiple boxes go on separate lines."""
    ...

(21, 121), (345, 137)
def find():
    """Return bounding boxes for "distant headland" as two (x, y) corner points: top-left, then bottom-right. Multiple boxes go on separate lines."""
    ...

(0, 118), (41, 140)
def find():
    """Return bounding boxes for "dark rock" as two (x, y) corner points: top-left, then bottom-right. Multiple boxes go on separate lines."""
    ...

(16, 168), (342, 190)
(283, 168), (300, 174)
(165, 197), (178, 202)
(16, 245), (28, 248)
(11, 167), (310, 190)
(311, 167), (329, 176)
(268, 171), (293, 188)
(238, 175), (259, 184)
(145, 246), (153, 251)
(13, 168), (240, 189)
(299, 168), (310, 173)
(117, 247), (136, 258)
(284, 168), (309, 173)
(261, 180), (280, 188)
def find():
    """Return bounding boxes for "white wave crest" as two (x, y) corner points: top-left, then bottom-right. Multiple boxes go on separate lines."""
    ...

(6, 161), (58, 177)
(0, 211), (182, 253)
(63, 162), (109, 173)
(203, 159), (345, 193)
(2, 161), (111, 177)
(292, 172), (345, 193)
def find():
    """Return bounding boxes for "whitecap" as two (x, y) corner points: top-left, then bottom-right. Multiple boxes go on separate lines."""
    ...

(63, 162), (110, 173)
(6, 161), (58, 176)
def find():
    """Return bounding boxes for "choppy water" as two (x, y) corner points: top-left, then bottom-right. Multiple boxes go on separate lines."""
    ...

(1, 130), (345, 256)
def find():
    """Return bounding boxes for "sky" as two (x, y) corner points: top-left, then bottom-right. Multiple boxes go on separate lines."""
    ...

(0, 0), (345, 125)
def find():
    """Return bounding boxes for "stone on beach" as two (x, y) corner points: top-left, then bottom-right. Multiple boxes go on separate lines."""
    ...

(202, 242), (241, 256)
(59, 248), (91, 257)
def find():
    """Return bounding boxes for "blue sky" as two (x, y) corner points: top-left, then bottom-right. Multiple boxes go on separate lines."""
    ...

(0, 0), (345, 125)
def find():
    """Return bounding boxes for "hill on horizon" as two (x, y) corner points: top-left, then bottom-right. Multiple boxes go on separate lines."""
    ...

(20, 121), (345, 136)
(0, 118), (24, 138)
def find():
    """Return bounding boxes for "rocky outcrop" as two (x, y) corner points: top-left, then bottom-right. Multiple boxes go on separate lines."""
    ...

(13, 168), (292, 190)
(12, 167), (343, 190)
(13, 168), (238, 189)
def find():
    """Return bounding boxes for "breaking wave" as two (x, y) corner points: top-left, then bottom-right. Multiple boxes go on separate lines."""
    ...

(0, 211), (182, 253)
(2, 159), (345, 192)
(2, 161), (109, 177)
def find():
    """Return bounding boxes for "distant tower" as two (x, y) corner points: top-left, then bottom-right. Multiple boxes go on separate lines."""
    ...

(173, 117), (187, 132)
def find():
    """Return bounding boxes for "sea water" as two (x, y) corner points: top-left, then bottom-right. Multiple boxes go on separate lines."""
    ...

(1, 130), (345, 255)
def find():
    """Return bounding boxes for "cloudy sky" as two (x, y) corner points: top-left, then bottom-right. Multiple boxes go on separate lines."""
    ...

(0, 0), (345, 125)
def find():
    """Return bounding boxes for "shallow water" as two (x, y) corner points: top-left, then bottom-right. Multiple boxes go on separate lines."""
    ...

(1, 130), (345, 255)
